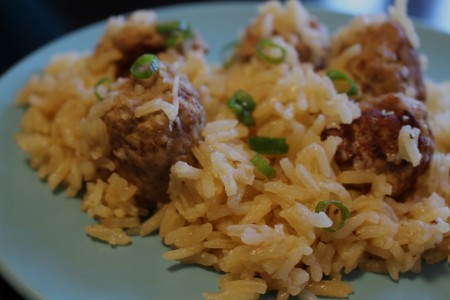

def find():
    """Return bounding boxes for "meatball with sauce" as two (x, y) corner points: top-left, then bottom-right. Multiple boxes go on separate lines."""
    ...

(321, 93), (434, 199)
(329, 19), (425, 101)
(88, 11), (207, 78)
(99, 60), (205, 209)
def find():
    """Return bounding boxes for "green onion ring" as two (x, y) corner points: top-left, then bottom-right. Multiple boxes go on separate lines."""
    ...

(315, 200), (350, 232)
(227, 89), (256, 126)
(326, 69), (359, 97)
(130, 54), (160, 79)
(93, 76), (112, 101)
(165, 32), (185, 48)
(221, 41), (239, 68)
(156, 20), (190, 34)
(156, 20), (194, 48)
(249, 136), (289, 154)
(251, 153), (276, 179)
(256, 39), (287, 64)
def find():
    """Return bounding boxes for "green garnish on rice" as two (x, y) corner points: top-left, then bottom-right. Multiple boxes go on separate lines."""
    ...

(326, 69), (359, 97)
(249, 136), (289, 154)
(221, 41), (240, 68)
(256, 39), (287, 64)
(251, 153), (276, 179)
(93, 76), (112, 101)
(227, 89), (256, 126)
(315, 200), (350, 232)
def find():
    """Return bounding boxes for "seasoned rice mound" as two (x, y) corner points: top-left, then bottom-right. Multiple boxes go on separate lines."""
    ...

(15, 0), (450, 299)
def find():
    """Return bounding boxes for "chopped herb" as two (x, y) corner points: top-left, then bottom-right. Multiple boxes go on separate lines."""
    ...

(130, 54), (160, 79)
(156, 20), (190, 34)
(227, 89), (256, 126)
(249, 136), (289, 154)
(156, 20), (194, 48)
(251, 153), (276, 179)
(93, 77), (113, 101)
(326, 69), (359, 97)
(315, 200), (350, 232)
(221, 41), (239, 68)
(256, 39), (287, 64)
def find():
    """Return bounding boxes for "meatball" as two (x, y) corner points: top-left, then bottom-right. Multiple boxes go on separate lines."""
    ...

(101, 61), (205, 209)
(321, 93), (434, 199)
(329, 20), (425, 101)
(237, 6), (328, 68)
(89, 11), (207, 77)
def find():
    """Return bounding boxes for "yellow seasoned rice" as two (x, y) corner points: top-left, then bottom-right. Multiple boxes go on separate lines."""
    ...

(14, 0), (450, 299)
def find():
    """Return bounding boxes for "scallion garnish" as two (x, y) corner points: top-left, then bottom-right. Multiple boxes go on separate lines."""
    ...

(315, 200), (350, 232)
(93, 76), (112, 101)
(221, 41), (239, 68)
(256, 39), (287, 64)
(130, 54), (160, 79)
(165, 32), (185, 48)
(249, 136), (289, 154)
(156, 20), (190, 34)
(251, 153), (276, 179)
(227, 89), (256, 126)
(156, 20), (194, 48)
(326, 69), (359, 97)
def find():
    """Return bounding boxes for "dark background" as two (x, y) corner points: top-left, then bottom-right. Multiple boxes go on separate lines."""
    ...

(0, 0), (449, 298)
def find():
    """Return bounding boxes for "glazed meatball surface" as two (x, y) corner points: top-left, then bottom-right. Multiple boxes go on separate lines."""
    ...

(102, 63), (205, 209)
(329, 20), (425, 101)
(321, 93), (434, 199)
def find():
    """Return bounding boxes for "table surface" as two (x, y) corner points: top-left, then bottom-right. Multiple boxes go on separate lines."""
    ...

(1, 0), (449, 298)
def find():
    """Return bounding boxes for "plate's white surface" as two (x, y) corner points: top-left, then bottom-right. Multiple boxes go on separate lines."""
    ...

(0, 2), (449, 299)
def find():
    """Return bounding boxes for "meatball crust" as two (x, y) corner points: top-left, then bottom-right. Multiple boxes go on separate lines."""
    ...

(321, 93), (434, 199)
(329, 20), (425, 101)
(102, 63), (205, 209)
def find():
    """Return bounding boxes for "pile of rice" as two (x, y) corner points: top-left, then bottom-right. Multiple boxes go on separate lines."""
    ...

(15, 0), (450, 299)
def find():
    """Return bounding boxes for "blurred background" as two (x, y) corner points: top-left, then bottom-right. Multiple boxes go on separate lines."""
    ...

(0, 0), (449, 298)
(1, 0), (450, 76)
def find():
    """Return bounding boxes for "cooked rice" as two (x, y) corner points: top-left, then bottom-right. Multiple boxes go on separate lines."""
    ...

(14, 0), (450, 299)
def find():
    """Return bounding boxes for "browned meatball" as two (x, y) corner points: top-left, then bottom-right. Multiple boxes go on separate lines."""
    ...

(237, 12), (328, 68)
(329, 20), (425, 101)
(101, 62), (205, 209)
(321, 93), (434, 199)
(89, 12), (207, 77)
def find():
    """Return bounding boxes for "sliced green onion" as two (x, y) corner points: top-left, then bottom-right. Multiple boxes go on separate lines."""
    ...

(130, 54), (160, 79)
(251, 153), (276, 179)
(165, 32), (185, 48)
(227, 89), (256, 126)
(326, 69), (359, 97)
(249, 136), (289, 154)
(156, 20), (190, 34)
(239, 110), (256, 127)
(93, 76), (112, 101)
(256, 39), (287, 64)
(221, 41), (239, 68)
(156, 20), (194, 48)
(315, 200), (350, 232)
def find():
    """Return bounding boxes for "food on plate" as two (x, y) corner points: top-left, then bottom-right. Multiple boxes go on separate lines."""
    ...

(14, 0), (450, 299)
